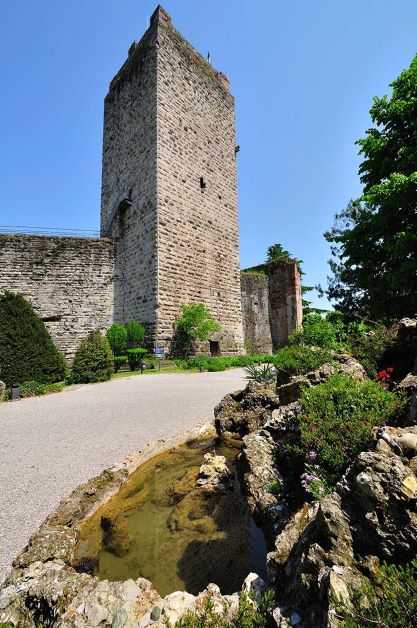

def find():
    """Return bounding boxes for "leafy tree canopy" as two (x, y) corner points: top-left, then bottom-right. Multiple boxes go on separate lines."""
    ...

(175, 303), (220, 342)
(325, 56), (417, 322)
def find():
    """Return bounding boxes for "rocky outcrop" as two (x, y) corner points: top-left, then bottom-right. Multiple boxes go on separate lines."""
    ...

(382, 318), (417, 379)
(266, 424), (417, 627)
(196, 453), (234, 492)
(214, 381), (280, 436)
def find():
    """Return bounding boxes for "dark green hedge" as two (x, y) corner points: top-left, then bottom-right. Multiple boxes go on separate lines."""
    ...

(0, 292), (67, 386)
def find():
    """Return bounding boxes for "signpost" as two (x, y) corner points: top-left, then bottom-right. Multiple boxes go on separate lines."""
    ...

(155, 346), (165, 370)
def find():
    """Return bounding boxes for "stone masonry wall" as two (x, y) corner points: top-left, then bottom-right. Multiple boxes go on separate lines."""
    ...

(154, 8), (245, 354)
(240, 273), (273, 354)
(240, 261), (303, 352)
(0, 235), (115, 360)
(100, 19), (158, 334)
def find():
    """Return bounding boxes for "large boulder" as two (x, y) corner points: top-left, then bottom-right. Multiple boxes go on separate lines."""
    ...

(382, 318), (417, 379)
(396, 372), (417, 426)
(215, 382), (280, 436)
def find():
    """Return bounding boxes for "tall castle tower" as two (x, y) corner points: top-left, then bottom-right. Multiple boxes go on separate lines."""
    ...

(100, 5), (245, 354)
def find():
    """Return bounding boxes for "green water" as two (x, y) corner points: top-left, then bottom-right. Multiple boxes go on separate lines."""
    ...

(74, 438), (267, 597)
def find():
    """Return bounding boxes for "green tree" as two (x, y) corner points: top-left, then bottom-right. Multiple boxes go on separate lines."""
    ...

(106, 323), (127, 356)
(126, 320), (145, 349)
(0, 291), (67, 386)
(266, 243), (292, 263)
(72, 330), (114, 383)
(325, 56), (417, 322)
(173, 303), (220, 356)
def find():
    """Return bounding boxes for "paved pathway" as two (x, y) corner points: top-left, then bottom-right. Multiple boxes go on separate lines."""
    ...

(0, 369), (246, 583)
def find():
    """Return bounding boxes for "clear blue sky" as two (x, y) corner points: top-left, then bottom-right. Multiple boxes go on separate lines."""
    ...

(1, 1), (416, 310)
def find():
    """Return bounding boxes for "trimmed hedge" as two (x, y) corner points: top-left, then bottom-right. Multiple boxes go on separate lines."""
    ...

(0, 291), (67, 386)
(127, 348), (147, 371)
(72, 331), (114, 383)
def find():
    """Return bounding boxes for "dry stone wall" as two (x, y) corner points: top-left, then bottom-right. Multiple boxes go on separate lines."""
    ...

(0, 235), (114, 360)
(240, 273), (273, 354)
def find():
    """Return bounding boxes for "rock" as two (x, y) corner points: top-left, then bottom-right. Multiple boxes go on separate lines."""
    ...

(160, 591), (196, 625)
(382, 318), (417, 379)
(277, 377), (310, 405)
(273, 606), (291, 627)
(215, 382), (280, 436)
(238, 431), (286, 543)
(396, 373), (417, 426)
(13, 527), (77, 568)
(196, 453), (234, 492)
(373, 425), (417, 459)
(242, 572), (266, 604)
(332, 353), (368, 381)
(150, 604), (162, 620)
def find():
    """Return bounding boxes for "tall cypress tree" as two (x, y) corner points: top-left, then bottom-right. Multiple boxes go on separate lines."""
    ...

(0, 292), (67, 386)
(325, 56), (417, 322)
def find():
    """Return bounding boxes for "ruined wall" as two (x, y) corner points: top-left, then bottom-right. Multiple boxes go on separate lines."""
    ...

(100, 19), (158, 334)
(241, 261), (303, 353)
(240, 273), (273, 354)
(154, 7), (244, 354)
(0, 235), (115, 360)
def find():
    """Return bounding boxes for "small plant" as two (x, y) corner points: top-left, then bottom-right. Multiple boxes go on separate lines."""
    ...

(113, 355), (128, 372)
(72, 331), (114, 383)
(266, 480), (283, 496)
(19, 380), (65, 397)
(106, 323), (127, 355)
(334, 559), (417, 627)
(375, 366), (394, 389)
(245, 363), (276, 384)
(126, 320), (145, 349)
(173, 590), (276, 627)
(300, 452), (332, 500)
(127, 348), (148, 371)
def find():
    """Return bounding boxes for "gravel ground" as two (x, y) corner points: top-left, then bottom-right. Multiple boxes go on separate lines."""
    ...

(0, 368), (246, 583)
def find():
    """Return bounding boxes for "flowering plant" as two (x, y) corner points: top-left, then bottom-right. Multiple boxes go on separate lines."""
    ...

(375, 367), (393, 389)
(300, 451), (332, 501)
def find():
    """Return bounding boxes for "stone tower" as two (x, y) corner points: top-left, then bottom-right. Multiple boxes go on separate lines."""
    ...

(100, 5), (245, 354)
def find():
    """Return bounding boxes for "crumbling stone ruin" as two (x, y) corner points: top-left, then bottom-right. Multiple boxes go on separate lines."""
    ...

(0, 6), (302, 359)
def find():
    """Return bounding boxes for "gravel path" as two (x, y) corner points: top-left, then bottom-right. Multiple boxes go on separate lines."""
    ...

(0, 369), (246, 583)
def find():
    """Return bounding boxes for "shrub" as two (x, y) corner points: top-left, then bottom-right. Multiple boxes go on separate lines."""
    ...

(172, 303), (220, 357)
(173, 590), (276, 628)
(0, 292), (67, 387)
(72, 331), (114, 383)
(126, 320), (145, 349)
(298, 374), (405, 484)
(347, 325), (396, 378)
(113, 355), (128, 372)
(334, 559), (417, 627)
(290, 313), (343, 349)
(245, 363), (276, 384)
(206, 357), (226, 372)
(127, 348), (148, 371)
(270, 345), (333, 378)
(106, 323), (127, 355)
(20, 381), (65, 397)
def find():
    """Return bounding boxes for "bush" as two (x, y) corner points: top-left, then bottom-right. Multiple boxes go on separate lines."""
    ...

(72, 331), (114, 383)
(173, 590), (276, 628)
(127, 348), (148, 371)
(113, 355), (128, 372)
(126, 320), (145, 349)
(106, 323), (127, 355)
(270, 345), (333, 378)
(20, 381), (65, 398)
(335, 559), (417, 627)
(172, 303), (220, 357)
(290, 312), (343, 349)
(0, 292), (67, 386)
(298, 374), (405, 483)
(347, 325), (396, 378)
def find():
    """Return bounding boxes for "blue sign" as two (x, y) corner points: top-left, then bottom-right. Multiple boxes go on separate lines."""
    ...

(155, 346), (165, 359)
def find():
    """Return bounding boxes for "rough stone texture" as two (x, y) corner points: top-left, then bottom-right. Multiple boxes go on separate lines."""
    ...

(241, 272), (273, 354)
(0, 235), (114, 360)
(101, 6), (244, 354)
(240, 261), (303, 354)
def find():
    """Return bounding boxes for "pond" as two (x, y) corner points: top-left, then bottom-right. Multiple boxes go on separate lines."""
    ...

(73, 437), (268, 597)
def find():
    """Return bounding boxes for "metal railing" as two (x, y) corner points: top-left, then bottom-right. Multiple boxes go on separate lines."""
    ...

(0, 225), (100, 238)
